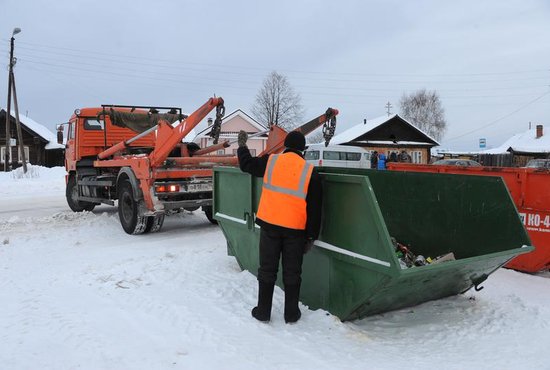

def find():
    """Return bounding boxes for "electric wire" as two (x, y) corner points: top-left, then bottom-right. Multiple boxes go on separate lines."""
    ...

(443, 90), (550, 142)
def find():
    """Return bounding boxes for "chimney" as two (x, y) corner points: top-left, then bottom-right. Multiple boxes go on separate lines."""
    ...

(207, 117), (213, 126)
(536, 124), (543, 139)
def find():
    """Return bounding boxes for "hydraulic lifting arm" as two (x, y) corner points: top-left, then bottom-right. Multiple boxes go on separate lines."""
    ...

(97, 97), (225, 167)
(149, 97), (224, 168)
(260, 107), (338, 156)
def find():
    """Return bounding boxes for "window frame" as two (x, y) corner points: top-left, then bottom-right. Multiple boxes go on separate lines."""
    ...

(17, 146), (30, 163)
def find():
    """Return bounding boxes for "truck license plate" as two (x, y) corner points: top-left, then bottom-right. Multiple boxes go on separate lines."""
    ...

(187, 183), (212, 192)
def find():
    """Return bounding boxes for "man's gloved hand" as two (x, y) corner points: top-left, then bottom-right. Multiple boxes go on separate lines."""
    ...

(238, 130), (248, 147)
(304, 238), (315, 254)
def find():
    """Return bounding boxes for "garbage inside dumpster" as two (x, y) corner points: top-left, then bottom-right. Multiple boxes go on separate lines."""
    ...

(213, 166), (534, 321)
(388, 162), (550, 273)
(391, 237), (456, 269)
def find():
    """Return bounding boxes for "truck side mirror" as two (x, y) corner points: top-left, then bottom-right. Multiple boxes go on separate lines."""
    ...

(56, 124), (64, 145)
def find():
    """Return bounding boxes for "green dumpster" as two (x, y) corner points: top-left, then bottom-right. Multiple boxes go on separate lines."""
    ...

(213, 166), (533, 321)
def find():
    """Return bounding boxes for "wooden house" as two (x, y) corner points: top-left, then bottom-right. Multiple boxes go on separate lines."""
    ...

(0, 109), (64, 171)
(330, 114), (439, 164)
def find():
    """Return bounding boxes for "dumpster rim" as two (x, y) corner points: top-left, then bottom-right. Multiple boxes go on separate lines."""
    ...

(314, 240), (392, 268)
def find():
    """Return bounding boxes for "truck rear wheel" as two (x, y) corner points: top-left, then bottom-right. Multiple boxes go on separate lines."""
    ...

(118, 180), (148, 235)
(66, 175), (96, 212)
(203, 206), (218, 225)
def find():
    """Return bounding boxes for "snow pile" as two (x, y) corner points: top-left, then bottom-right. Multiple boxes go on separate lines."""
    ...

(1, 166), (550, 370)
(0, 165), (65, 197)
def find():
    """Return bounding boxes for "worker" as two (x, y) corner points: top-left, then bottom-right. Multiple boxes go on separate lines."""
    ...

(377, 153), (387, 170)
(399, 150), (412, 163)
(370, 151), (378, 169)
(237, 130), (322, 323)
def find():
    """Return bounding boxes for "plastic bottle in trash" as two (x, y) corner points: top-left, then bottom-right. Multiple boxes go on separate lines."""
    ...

(414, 255), (426, 266)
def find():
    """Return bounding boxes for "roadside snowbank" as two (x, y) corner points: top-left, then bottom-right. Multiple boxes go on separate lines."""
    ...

(0, 166), (549, 370)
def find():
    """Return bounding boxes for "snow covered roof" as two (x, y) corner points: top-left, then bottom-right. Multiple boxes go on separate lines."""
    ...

(349, 140), (434, 146)
(194, 109), (267, 138)
(482, 126), (550, 154)
(331, 113), (439, 146)
(2, 109), (64, 150)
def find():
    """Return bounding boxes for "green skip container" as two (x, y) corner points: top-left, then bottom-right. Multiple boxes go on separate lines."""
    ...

(213, 166), (533, 321)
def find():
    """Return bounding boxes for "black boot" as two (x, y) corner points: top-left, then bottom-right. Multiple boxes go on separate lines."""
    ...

(251, 281), (274, 322)
(284, 284), (301, 323)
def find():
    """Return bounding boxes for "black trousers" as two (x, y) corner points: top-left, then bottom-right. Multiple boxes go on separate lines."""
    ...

(258, 227), (305, 286)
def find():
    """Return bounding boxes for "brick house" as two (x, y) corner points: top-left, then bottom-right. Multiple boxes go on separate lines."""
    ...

(193, 109), (268, 156)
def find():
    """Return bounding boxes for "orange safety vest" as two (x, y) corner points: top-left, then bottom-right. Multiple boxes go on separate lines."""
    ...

(256, 152), (314, 230)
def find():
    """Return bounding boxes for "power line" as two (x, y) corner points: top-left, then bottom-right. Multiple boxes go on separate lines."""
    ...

(18, 60), (547, 102)
(15, 54), (548, 99)
(3, 38), (549, 80)
(444, 90), (550, 142)
(16, 46), (548, 85)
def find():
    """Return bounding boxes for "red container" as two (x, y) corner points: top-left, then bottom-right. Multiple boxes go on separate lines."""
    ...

(388, 163), (550, 273)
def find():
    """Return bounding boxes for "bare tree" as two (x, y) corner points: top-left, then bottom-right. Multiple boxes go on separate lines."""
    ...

(305, 128), (325, 144)
(251, 71), (304, 130)
(399, 89), (447, 141)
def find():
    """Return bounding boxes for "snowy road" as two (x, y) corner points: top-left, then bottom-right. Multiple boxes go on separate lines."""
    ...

(1, 166), (549, 370)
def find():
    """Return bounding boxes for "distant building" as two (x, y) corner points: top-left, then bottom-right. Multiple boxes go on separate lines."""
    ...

(0, 109), (64, 171)
(330, 114), (439, 164)
(479, 124), (549, 167)
(194, 109), (268, 156)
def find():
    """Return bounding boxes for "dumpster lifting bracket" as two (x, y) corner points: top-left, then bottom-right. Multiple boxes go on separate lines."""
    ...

(471, 273), (488, 291)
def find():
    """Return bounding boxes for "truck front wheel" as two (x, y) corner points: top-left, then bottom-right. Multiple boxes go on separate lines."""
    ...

(66, 175), (95, 212)
(118, 180), (148, 235)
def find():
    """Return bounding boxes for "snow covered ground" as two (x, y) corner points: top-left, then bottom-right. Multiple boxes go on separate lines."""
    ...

(1, 166), (549, 370)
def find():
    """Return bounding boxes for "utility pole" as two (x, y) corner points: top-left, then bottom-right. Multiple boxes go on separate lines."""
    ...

(3, 27), (26, 173)
(12, 72), (27, 173)
(385, 101), (393, 116)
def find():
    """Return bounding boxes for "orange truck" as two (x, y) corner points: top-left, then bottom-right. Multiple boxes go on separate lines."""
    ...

(59, 97), (338, 235)
(388, 162), (550, 273)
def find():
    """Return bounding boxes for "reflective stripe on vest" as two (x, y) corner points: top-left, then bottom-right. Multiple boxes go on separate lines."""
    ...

(256, 152), (313, 230)
(264, 154), (311, 199)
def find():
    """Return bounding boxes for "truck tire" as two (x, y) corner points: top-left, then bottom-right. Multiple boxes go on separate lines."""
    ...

(144, 213), (165, 233)
(66, 175), (96, 212)
(118, 179), (148, 235)
(203, 206), (218, 225)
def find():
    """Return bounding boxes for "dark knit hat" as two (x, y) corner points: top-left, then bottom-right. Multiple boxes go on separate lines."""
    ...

(284, 131), (306, 151)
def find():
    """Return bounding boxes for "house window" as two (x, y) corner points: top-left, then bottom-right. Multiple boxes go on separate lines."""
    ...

(411, 151), (423, 164)
(18, 146), (30, 163)
(217, 150), (225, 155)
(0, 146), (8, 164)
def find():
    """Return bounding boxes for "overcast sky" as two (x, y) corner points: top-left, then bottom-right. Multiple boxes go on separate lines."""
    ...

(1, 0), (549, 150)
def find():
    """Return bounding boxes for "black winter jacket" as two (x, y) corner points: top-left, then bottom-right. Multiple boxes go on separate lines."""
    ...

(237, 146), (322, 240)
